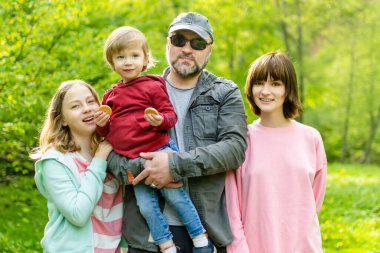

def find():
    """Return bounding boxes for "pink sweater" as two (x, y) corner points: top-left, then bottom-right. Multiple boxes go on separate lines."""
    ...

(226, 120), (327, 253)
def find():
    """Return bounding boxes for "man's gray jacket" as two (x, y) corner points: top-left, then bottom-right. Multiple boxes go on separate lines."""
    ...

(107, 69), (247, 252)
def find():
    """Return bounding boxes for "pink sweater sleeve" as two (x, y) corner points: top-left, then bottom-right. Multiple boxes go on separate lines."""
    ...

(313, 132), (328, 212)
(225, 169), (250, 252)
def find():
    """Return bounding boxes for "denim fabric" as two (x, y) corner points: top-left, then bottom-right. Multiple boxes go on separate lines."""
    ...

(156, 138), (179, 152)
(134, 139), (204, 244)
(134, 182), (205, 244)
(134, 183), (172, 245)
(128, 226), (226, 253)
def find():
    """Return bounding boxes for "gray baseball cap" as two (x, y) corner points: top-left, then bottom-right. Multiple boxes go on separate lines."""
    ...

(168, 12), (214, 42)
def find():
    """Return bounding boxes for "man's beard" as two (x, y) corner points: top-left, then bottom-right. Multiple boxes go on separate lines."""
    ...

(168, 53), (209, 78)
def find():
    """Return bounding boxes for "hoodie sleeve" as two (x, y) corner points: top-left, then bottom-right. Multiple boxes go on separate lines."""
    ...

(150, 78), (177, 130)
(39, 157), (107, 227)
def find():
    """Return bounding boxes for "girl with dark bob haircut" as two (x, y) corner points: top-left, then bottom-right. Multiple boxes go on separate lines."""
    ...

(245, 52), (303, 119)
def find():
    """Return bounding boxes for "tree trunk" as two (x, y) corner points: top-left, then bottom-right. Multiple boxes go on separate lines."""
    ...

(359, 24), (379, 163)
(360, 105), (380, 163)
(295, 0), (304, 123)
(340, 31), (356, 163)
(275, 0), (290, 54)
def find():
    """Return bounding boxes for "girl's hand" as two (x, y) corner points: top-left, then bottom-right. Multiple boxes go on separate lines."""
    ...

(94, 140), (113, 160)
(144, 113), (163, 127)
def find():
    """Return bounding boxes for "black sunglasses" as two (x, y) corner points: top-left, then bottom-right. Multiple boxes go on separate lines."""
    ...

(169, 34), (212, 50)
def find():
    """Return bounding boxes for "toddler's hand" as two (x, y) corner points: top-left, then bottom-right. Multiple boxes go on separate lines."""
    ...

(94, 140), (113, 160)
(144, 113), (163, 127)
(94, 111), (110, 127)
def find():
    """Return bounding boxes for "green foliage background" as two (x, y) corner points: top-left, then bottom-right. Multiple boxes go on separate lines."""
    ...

(2, 0), (380, 175)
(1, 1), (380, 252)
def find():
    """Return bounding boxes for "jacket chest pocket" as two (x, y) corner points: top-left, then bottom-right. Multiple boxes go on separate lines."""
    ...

(190, 97), (219, 139)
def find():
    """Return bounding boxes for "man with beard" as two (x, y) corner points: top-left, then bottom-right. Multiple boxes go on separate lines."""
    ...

(108, 12), (247, 253)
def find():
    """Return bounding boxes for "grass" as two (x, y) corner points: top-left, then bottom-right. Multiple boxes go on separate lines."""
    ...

(319, 163), (380, 252)
(0, 163), (379, 252)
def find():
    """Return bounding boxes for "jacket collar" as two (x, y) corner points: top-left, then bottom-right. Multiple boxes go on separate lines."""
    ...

(162, 67), (218, 94)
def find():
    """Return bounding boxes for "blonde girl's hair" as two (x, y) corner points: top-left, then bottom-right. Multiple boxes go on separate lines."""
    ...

(30, 80), (101, 160)
(103, 26), (155, 71)
(245, 51), (303, 119)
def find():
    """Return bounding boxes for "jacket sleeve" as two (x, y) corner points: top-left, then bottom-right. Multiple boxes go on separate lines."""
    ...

(107, 151), (145, 185)
(313, 131), (328, 212)
(225, 170), (250, 252)
(169, 84), (247, 178)
(41, 157), (107, 227)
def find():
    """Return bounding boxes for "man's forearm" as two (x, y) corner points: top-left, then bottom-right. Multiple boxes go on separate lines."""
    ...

(169, 135), (246, 179)
(107, 151), (145, 184)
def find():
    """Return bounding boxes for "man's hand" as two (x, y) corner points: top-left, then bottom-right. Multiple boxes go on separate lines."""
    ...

(132, 150), (174, 189)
